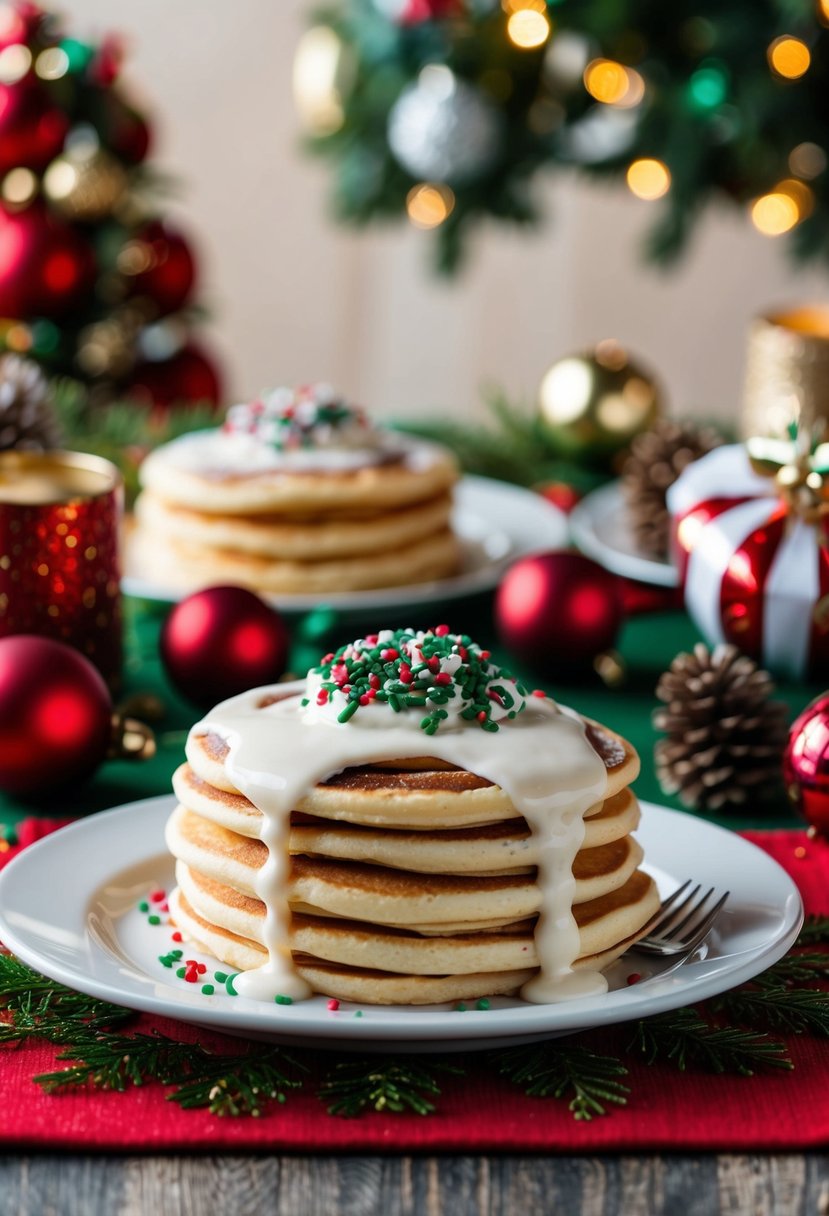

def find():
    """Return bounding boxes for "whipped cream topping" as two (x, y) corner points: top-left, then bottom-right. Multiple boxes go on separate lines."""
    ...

(185, 628), (609, 1006)
(145, 385), (447, 477)
(223, 384), (381, 455)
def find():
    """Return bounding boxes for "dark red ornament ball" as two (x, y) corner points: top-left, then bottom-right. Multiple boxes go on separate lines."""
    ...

(102, 94), (151, 162)
(783, 692), (829, 836)
(0, 79), (68, 176)
(127, 220), (196, 315)
(128, 343), (222, 411)
(0, 203), (96, 317)
(0, 636), (112, 796)
(495, 551), (623, 673)
(160, 586), (289, 707)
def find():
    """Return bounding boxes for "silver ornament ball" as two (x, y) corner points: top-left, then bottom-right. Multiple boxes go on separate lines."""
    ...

(388, 65), (501, 185)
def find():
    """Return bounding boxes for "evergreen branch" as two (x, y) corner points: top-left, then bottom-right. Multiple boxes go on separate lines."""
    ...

(395, 388), (607, 490)
(166, 1050), (305, 1117)
(795, 917), (829, 947)
(713, 987), (829, 1038)
(630, 1008), (792, 1075)
(754, 952), (829, 986)
(320, 1056), (461, 1117)
(494, 1042), (629, 1121)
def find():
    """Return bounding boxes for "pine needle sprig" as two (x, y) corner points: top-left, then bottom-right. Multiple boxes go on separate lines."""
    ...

(320, 1056), (461, 1117)
(713, 987), (829, 1038)
(166, 1049), (305, 1117)
(494, 1043), (629, 1121)
(36, 1030), (304, 1116)
(754, 953), (829, 987)
(630, 1008), (792, 1075)
(794, 917), (829, 947)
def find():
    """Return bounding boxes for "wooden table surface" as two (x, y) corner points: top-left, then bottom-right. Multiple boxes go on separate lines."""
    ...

(1, 1154), (827, 1215)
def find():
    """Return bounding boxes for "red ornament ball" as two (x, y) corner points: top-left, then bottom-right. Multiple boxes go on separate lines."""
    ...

(783, 692), (829, 836)
(160, 586), (289, 706)
(128, 342), (222, 411)
(104, 95), (151, 163)
(0, 79), (69, 176)
(495, 551), (623, 672)
(0, 636), (112, 796)
(0, 203), (96, 317)
(125, 221), (196, 315)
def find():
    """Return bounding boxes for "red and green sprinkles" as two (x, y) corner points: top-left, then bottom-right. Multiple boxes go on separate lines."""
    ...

(303, 626), (529, 735)
(223, 385), (370, 452)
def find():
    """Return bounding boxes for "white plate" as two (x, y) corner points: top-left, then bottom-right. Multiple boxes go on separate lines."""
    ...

(570, 481), (679, 587)
(122, 476), (568, 616)
(0, 797), (802, 1052)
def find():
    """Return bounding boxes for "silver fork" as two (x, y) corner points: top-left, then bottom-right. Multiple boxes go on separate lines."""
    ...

(632, 880), (730, 958)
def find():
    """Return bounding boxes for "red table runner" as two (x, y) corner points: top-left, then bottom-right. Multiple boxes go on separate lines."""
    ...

(0, 823), (826, 1152)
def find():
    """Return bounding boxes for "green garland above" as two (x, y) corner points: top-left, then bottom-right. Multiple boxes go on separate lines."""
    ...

(297, 0), (829, 272)
(2, 915), (829, 1122)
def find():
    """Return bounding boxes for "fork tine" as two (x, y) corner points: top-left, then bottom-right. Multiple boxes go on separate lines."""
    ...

(661, 885), (715, 941)
(646, 883), (702, 939)
(681, 890), (730, 950)
(639, 879), (692, 936)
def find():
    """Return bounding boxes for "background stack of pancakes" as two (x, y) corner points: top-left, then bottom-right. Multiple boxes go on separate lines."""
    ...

(130, 385), (460, 596)
(167, 721), (659, 1005)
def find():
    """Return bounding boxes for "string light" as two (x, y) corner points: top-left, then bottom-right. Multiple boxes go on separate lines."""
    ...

(789, 142), (827, 179)
(750, 180), (813, 236)
(506, 8), (550, 49)
(406, 182), (455, 229)
(583, 59), (645, 108)
(1, 168), (37, 207)
(626, 158), (671, 200)
(0, 43), (30, 83)
(767, 36), (811, 80)
(35, 47), (69, 80)
(292, 26), (349, 136)
(687, 61), (728, 110)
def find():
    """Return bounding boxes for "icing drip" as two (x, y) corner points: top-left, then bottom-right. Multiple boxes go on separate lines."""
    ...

(184, 629), (609, 1005)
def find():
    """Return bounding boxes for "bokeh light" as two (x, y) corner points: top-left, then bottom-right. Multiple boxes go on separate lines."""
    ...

(406, 182), (455, 229)
(789, 142), (826, 179)
(507, 9), (551, 49)
(750, 180), (813, 236)
(583, 59), (644, 108)
(1, 167), (37, 207)
(626, 158), (671, 200)
(767, 36), (811, 80)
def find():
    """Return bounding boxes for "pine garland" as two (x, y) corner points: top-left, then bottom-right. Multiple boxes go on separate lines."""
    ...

(0, 915), (826, 1123)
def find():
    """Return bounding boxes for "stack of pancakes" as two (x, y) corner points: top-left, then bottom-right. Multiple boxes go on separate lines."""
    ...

(167, 723), (659, 1005)
(131, 421), (460, 597)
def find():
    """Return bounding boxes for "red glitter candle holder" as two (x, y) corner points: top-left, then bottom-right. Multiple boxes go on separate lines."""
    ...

(0, 451), (123, 688)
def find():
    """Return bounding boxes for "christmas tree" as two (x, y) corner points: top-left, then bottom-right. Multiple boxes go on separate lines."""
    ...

(296, 0), (829, 273)
(0, 1), (222, 407)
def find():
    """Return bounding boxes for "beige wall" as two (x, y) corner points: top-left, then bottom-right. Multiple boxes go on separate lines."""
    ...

(72, 0), (829, 423)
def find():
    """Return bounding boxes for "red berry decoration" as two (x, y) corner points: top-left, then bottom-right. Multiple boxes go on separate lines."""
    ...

(495, 551), (623, 673)
(129, 343), (222, 411)
(0, 203), (95, 317)
(783, 692), (829, 837)
(160, 586), (289, 706)
(0, 636), (112, 796)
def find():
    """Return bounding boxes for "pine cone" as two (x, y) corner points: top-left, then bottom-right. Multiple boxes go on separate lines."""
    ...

(622, 418), (722, 559)
(0, 355), (62, 452)
(653, 643), (788, 812)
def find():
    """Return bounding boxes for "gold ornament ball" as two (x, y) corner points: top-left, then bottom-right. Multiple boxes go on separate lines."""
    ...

(538, 340), (663, 461)
(43, 148), (128, 222)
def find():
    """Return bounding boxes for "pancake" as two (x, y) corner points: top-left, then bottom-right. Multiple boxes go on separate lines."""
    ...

(166, 802), (644, 897)
(131, 386), (460, 596)
(165, 627), (657, 1007)
(128, 525), (460, 596)
(139, 432), (458, 515)
(170, 866), (658, 989)
(136, 490), (454, 560)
